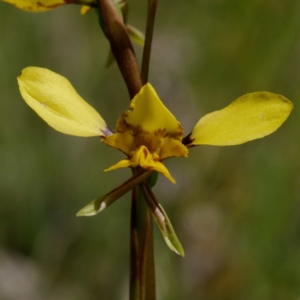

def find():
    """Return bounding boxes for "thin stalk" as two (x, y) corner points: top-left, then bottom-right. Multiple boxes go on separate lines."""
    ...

(98, 1), (157, 298)
(130, 187), (140, 300)
(129, 170), (156, 300)
(141, 0), (157, 84)
(140, 211), (156, 300)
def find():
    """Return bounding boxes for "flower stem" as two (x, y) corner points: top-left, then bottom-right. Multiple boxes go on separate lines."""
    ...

(98, 1), (157, 298)
(98, 0), (142, 98)
(130, 186), (156, 300)
(141, 0), (157, 84)
(140, 211), (156, 300)
(130, 187), (141, 300)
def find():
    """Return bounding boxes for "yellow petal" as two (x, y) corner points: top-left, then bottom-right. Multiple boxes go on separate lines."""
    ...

(102, 132), (135, 155)
(18, 67), (111, 137)
(104, 159), (131, 172)
(2, 0), (65, 11)
(149, 160), (175, 184)
(131, 146), (175, 183)
(80, 5), (91, 15)
(189, 92), (293, 146)
(159, 137), (189, 160)
(116, 83), (183, 139)
(105, 146), (176, 183)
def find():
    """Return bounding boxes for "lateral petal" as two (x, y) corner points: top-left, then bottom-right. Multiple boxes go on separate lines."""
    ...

(104, 159), (131, 172)
(102, 132), (135, 155)
(188, 92), (293, 146)
(159, 138), (188, 160)
(18, 67), (111, 137)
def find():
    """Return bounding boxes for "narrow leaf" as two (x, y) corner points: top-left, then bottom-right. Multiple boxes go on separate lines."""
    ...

(127, 25), (145, 47)
(77, 170), (152, 216)
(106, 50), (116, 68)
(140, 183), (184, 256)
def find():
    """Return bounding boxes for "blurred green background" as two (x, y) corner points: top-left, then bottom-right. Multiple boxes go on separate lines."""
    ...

(1, 0), (300, 299)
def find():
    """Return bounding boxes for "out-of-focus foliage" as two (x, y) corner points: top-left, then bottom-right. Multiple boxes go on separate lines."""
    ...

(0, 0), (300, 299)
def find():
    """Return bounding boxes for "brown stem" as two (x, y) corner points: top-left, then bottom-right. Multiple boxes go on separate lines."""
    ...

(130, 187), (140, 300)
(140, 211), (156, 300)
(141, 0), (157, 84)
(99, 0), (142, 98)
(99, 2), (157, 299)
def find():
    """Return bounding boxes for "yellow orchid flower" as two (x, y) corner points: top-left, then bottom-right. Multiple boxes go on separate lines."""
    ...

(17, 66), (293, 255)
(1, 0), (71, 11)
(101, 83), (188, 183)
(18, 66), (293, 183)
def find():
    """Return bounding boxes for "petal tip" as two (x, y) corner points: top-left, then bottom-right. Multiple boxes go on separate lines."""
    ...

(76, 209), (96, 217)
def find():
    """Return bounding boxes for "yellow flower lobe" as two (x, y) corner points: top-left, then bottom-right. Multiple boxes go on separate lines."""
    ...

(18, 67), (110, 137)
(102, 83), (188, 182)
(2, 0), (66, 11)
(189, 92), (293, 146)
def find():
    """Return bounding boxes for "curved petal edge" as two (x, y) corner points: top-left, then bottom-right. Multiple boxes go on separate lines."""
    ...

(18, 67), (111, 137)
(188, 92), (293, 146)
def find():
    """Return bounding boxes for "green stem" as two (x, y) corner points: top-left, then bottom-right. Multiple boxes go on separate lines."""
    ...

(141, 0), (157, 84)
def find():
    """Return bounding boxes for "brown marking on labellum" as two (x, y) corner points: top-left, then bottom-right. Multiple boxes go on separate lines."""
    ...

(143, 147), (148, 158)
(23, 2), (64, 11)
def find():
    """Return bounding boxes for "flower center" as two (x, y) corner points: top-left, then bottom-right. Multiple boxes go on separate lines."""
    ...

(135, 132), (160, 153)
